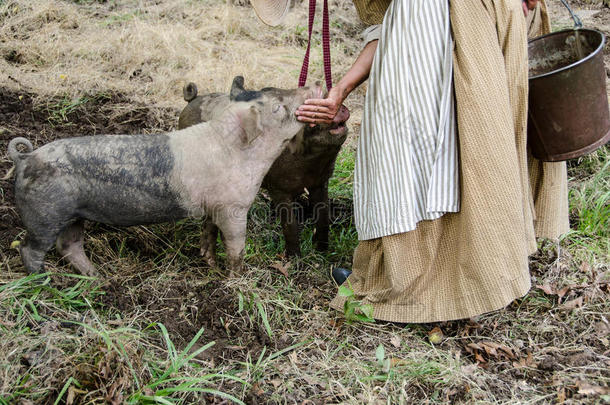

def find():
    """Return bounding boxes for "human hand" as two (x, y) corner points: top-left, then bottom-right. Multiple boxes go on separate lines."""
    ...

(295, 85), (345, 125)
(522, 0), (538, 16)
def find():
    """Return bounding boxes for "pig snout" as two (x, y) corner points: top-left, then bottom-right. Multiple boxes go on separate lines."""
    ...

(305, 105), (350, 138)
(335, 105), (350, 123)
(329, 105), (350, 136)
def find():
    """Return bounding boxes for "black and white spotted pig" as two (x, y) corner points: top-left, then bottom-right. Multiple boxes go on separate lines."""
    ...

(8, 80), (323, 277)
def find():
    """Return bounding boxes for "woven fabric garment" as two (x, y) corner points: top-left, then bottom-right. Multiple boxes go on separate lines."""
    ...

(527, 1), (570, 238)
(354, 0), (459, 240)
(527, 0), (551, 35)
(331, 0), (569, 323)
(352, 0), (391, 25)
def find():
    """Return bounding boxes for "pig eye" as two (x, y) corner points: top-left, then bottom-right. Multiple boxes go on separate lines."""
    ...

(272, 104), (283, 114)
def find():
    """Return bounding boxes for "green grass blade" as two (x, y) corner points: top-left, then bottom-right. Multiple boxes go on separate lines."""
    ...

(255, 300), (273, 338)
(53, 377), (75, 405)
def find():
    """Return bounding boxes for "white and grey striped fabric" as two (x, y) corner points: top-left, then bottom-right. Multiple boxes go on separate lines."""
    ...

(354, 0), (459, 240)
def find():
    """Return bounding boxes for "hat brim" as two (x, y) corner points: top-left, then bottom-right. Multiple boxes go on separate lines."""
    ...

(251, 0), (291, 26)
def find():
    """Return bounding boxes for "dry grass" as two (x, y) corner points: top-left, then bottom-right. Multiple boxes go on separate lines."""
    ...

(0, 0), (365, 112)
(0, 0), (609, 404)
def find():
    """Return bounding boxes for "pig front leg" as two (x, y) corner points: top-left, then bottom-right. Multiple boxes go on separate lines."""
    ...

(310, 184), (330, 252)
(274, 194), (301, 257)
(214, 208), (248, 277)
(200, 215), (219, 268)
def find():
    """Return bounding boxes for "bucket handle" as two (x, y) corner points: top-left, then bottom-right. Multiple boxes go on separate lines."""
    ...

(560, 0), (583, 29)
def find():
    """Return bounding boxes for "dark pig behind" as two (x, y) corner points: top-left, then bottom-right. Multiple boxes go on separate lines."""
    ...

(178, 77), (350, 260)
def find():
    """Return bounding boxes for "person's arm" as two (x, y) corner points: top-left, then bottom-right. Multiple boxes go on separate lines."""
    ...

(296, 39), (378, 125)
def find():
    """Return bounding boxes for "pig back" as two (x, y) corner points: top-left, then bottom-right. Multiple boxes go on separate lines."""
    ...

(178, 93), (227, 130)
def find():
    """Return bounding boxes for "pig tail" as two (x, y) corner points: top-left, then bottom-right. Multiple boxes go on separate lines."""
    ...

(7, 137), (33, 162)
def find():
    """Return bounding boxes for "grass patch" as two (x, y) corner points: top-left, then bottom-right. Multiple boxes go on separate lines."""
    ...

(45, 93), (112, 126)
(0, 274), (246, 404)
(566, 146), (610, 260)
(328, 147), (355, 200)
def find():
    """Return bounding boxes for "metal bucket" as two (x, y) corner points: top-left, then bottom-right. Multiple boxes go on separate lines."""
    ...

(528, 28), (610, 161)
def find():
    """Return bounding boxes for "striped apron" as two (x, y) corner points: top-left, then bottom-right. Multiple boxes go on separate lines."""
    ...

(354, 0), (459, 240)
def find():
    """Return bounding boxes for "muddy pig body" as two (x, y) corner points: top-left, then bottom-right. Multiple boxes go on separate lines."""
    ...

(9, 79), (322, 276)
(179, 78), (349, 259)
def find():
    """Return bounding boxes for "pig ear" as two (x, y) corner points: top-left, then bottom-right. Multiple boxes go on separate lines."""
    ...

(230, 76), (246, 100)
(285, 128), (305, 155)
(237, 105), (263, 145)
(183, 82), (198, 102)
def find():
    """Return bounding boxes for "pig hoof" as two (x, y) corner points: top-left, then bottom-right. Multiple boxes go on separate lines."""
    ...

(204, 256), (217, 268)
(200, 249), (217, 268)
(228, 270), (243, 278)
(83, 268), (99, 278)
(227, 264), (245, 278)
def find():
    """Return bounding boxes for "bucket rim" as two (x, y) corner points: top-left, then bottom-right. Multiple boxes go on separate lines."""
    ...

(528, 28), (606, 80)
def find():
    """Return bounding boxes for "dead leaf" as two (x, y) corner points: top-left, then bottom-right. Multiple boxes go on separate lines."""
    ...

(537, 284), (556, 295)
(460, 320), (482, 336)
(390, 335), (401, 348)
(461, 364), (478, 375)
(559, 296), (584, 311)
(579, 261), (591, 274)
(576, 381), (610, 395)
(303, 374), (323, 386)
(475, 352), (486, 363)
(466, 342), (482, 352)
(390, 357), (408, 367)
(480, 342), (499, 357)
(498, 344), (516, 359)
(513, 351), (535, 369)
(329, 318), (344, 332)
(289, 350), (298, 365)
(557, 286), (571, 299)
(271, 261), (290, 277)
(596, 271), (610, 285)
(251, 383), (265, 396)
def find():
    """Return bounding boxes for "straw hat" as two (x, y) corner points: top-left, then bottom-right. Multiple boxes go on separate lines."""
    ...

(250, 0), (291, 26)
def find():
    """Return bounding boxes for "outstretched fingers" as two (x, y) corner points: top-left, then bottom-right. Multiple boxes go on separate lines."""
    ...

(296, 103), (338, 124)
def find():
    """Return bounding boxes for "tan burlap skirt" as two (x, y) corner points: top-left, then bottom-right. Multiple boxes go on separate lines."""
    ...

(331, 0), (569, 323)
